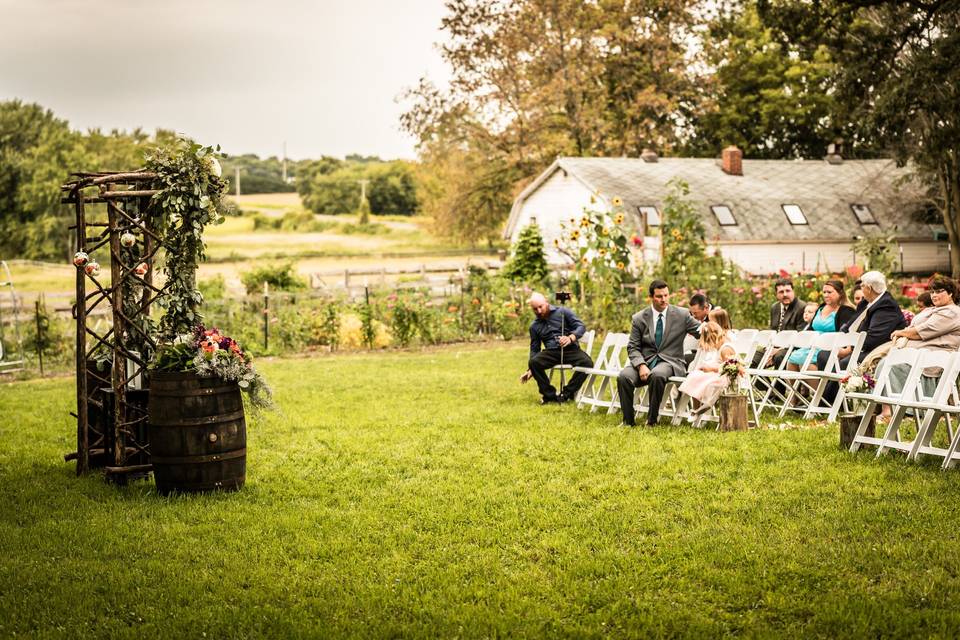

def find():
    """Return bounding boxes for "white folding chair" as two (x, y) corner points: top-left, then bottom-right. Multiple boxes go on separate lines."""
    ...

(735, 328), (759, 342)
(750, 331), (814, 417)
(574, 332), (629, 413)
(887, 351), (960, 462)
(549, 329), (595, 384)
(803, 332), (867, 422)
(667, 333), (766, 427)
(847, 348), (922, 453)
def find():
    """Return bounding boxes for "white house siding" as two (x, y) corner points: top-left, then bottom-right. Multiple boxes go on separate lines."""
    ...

(710, 241), (950, 275)
(510, 170), (602, 264)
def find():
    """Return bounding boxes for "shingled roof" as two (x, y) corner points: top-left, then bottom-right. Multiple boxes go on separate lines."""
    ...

(504, 156), (938, 241)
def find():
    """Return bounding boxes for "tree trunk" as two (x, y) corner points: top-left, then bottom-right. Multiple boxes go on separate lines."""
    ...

(718, 394), (748, 431)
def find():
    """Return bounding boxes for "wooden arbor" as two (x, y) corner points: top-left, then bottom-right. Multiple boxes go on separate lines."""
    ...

(62, 171), (167, 481)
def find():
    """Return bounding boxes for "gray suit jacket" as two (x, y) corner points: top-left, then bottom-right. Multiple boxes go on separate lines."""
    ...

(627, 304), (702, 376)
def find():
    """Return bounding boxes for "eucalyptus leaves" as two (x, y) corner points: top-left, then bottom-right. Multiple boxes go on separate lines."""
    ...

(145, 139), (227, 340)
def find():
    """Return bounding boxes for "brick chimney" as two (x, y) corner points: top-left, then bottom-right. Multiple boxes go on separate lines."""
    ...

(721, 145), (743, 176)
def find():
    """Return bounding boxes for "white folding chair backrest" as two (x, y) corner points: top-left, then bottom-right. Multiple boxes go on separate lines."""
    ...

(683, 333), (698, 355)
(606, 332), (631, 371)
(872, 348), (923, 400)
(588, 332), (618, 372)
(757, 329), (776, 343)
(736, 329), (758, 341)
(580, 329), (596, 359)
(828, 331), (867, 374)
(770, 330), (798, 350)
(912, 350), (960, 404)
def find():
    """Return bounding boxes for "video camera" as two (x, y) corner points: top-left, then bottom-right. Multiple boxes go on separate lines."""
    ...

(555, 291), (572, 304)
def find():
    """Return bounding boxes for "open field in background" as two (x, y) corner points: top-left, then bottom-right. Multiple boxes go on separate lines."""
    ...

(3, 343), (960, 637)
(2, 193), (500, 302)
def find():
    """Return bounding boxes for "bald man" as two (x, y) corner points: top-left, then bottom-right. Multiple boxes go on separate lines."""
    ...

(520, 292), (593, 404)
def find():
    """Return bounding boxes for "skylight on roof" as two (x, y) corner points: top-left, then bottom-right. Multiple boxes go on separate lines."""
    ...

(638, 205), (660, 227)
(782, 204), (808, 225)
(711, 205), (737, 226)
(851, 203), (877, 225)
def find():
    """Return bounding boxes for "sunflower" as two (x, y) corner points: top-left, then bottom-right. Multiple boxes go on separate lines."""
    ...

(598, 248), (607, 257)
(616, 261), (625, 270)
(614, 213), (624, 224)
(581, 257), (590, 266)
(553, 238), (560, 247)
(612, 196), (623, 207)
(600, 227), (609, 235)
(570, 229), (581, 241)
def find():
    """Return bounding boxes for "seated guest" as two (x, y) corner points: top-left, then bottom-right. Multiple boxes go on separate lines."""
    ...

(520, 292), (593, 404)
(916, 291), (933, 312)
(679, 321), (736, 417)
(818, 271), (907, 403)
(617, 279), (701, 426)
(788, 279), (855, 372)
(752, 278), (807, 368)
(688, 293), (713, 325)
(851, 281), (864, 307)
(801, 302), (818, 327)
(708, 307), (732, 332)
(889, 276), (960, 388)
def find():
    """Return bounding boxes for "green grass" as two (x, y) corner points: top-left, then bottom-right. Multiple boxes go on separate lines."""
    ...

(3, 344), (960, 637)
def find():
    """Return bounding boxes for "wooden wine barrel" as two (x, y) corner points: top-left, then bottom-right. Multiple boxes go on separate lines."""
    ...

(148, 371), (246, 495)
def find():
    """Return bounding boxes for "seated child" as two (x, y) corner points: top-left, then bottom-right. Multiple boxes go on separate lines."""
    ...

(679, 321), (736, 414)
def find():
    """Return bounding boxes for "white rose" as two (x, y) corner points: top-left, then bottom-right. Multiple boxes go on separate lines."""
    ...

(848, 375), (864, 389)
(209, 157), (222, 178)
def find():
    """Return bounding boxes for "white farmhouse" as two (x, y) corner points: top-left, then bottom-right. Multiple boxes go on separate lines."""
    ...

(503, 147), (949, 275)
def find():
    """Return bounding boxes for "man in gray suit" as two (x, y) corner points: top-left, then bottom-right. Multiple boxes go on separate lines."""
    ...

(617, 279), (701, 426)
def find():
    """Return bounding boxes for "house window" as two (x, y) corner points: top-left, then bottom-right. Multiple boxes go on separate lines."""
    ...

(782, 204), (808, 225)
(851, 203), (877, 225)
(638, 205), (660, 228)
(710, 205), (737, 226)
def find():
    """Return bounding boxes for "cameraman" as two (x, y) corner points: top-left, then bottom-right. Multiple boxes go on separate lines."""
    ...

(520, 292), (593, 404)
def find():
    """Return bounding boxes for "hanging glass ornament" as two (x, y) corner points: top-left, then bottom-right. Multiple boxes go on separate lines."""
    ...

(120, 232), (137, 248)
(84, 261), (101, 277)
(73, 251), (89, 267)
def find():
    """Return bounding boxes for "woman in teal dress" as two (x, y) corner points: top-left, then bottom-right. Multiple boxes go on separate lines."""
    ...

(786, 280), (855, 372)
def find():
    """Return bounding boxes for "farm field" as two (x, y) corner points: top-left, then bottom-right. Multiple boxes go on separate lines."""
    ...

(3, 194), (501, 301)
(3, 343), (960, 637)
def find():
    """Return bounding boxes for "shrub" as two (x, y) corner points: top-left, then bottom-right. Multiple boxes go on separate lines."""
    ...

(502, 222), (549, 284)
(241, 263), (307, 294)
(199, 274), (227, 301)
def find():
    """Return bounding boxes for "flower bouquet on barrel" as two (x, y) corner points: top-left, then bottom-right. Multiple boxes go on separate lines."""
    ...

(153, 325), (272, 408)
(148, 325), (271, 495)
(720, 357), (747, 394)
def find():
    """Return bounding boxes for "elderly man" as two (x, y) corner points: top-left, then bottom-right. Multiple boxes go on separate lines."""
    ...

(817, 270), (907, 402)
(617, 280), (701, 426)
(520, 292), (594, 404)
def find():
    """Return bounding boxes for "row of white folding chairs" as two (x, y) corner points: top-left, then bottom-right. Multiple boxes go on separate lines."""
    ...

(548, 329), (596, 384)
(848, 347), (960, 469)
(749, 330), (867, 422)
(574, 332), (630, 412)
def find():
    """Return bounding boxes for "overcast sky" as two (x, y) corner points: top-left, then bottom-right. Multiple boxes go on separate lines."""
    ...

(0, 0), (450, 160)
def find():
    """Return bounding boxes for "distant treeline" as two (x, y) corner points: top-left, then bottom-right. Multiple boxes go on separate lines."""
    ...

(0, 99), (421, 261)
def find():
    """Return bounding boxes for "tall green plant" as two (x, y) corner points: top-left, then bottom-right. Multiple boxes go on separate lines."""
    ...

(555, 199), (636, 331)
(145, 138), (228, 340)
(660, 179), (706, 282)
(502, 222), (549, 283)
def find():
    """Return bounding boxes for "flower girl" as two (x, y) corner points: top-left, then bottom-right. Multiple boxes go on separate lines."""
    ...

(679, 321), (736, 416)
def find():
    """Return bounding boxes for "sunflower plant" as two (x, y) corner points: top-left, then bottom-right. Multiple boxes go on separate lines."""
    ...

(554, 198), (637, 331)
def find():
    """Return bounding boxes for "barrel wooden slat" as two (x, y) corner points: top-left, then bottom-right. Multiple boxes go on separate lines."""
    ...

(148, 371), (246, 495)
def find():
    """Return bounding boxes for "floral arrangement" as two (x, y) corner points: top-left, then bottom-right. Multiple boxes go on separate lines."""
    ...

(153, 325), (272, 409)
(720, 357), (746, 393)
(902, 309), (915, 326)
(841, 369), (877, 394)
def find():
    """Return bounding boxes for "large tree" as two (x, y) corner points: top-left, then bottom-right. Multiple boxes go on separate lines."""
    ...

(759, 0), (960, 274)
(402, 0), (705, 244)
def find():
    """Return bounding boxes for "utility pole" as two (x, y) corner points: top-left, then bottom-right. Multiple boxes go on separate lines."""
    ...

(357, 179), (369, 202)
(282, 141), (288, 183)
(235, 167), (241, 197)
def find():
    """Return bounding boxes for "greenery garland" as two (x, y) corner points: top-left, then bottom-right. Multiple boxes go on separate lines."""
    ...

(145, 138), (227, 340)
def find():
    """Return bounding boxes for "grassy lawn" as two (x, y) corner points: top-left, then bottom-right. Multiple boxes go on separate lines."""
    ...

(3, 343), (960, 637)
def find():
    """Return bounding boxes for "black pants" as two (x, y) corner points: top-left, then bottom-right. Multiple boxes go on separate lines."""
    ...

(529, 347), (593, 401)
(617, 362), (674, 426)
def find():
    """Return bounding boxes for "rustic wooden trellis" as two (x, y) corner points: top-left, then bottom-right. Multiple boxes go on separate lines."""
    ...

(61, 170), (167, 482)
